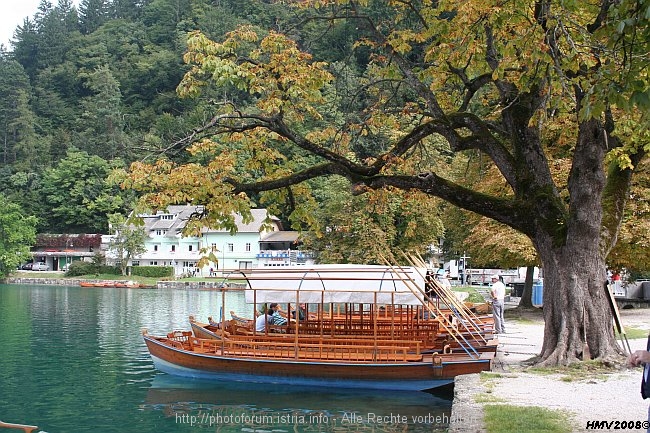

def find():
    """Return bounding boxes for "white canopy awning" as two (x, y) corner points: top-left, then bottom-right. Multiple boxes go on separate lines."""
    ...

(239, 264), (428, 305)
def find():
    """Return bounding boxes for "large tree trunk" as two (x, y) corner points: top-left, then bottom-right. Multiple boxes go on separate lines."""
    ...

(535, 233), (621, 365)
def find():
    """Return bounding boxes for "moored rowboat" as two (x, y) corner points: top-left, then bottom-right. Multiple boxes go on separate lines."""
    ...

(143, 330), (493, 391)
(79, 280), (154, 289)
(144, 265), (496, 391)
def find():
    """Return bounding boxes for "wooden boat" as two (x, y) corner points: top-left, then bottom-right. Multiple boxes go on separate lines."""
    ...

(145, 265), (495, 391)
(79, 280), (154, 289)
(143, 330), (493, 391)
(0, 420), (39, 433)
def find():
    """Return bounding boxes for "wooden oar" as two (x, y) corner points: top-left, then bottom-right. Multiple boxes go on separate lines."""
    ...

(410, 251), (485, 323)
(378, 255), (479, 358)
(404, 252), (487, 343)
(604, 282), (632, 354)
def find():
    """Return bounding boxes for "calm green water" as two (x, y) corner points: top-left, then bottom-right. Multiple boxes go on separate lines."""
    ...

(0, 284), (453, 433)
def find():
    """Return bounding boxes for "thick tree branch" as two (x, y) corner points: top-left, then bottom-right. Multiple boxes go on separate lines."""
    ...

(482, 24), (557, 198)
(268, 117), (373, 176)
(362, 173), (534, 236)
(368, 119), (451, 175)
(227, 162), (352, 195)
(447, 113), (518, 188)
(587, 0), (615, 33)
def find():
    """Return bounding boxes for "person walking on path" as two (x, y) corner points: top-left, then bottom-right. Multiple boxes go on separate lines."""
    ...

(490, 274), (506, 334)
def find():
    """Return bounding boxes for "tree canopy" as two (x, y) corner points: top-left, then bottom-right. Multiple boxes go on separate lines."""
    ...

(107, 213), (147, 276)
(121, 0), (649, 366)
(0, 195), (38, 276)
(0, 0), (649, 366)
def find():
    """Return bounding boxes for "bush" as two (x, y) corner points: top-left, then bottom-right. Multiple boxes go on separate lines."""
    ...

(99, 265), (121, 275)
(65, 261), (120, 277)
(130, 266), (173, 278)
(65, 260), (98, 277)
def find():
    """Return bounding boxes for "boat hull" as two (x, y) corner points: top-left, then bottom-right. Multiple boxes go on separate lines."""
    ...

(144, 335), (491, 391)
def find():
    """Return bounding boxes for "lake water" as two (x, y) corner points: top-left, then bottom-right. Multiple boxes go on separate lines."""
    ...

(0, 284), (453, 433)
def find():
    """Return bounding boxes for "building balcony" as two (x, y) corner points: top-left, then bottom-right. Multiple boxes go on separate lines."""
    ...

(256, 250), (310, 259)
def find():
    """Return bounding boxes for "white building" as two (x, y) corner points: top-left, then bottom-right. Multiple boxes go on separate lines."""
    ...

(104, 205), (311, 276)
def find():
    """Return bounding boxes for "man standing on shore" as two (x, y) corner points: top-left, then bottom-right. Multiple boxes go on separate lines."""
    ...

(490, 274), (506, 334)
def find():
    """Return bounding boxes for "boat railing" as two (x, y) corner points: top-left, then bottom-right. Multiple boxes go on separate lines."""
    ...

(0, 421), (39, 433)
(223, 320), (443, 348)
(225, 334), (422, 353)
(288, 321), (440, 343)
(190, 337), (423, 362)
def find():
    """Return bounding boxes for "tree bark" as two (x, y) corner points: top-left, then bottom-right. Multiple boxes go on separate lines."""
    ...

(534, 232), (620, 365)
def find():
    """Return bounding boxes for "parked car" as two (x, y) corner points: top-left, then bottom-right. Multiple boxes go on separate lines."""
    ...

(32, 262), (50, 271)
(20, 263), (33, 270)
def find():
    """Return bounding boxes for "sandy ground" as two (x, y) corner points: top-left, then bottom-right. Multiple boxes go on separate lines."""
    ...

(450, 305), (650, 433)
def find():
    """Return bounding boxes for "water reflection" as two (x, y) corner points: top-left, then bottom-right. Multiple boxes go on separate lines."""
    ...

(143, 374), (453, 432)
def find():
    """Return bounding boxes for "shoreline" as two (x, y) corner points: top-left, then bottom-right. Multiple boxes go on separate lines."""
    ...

(1, 276), (246, 290)
(450, 307), (650, 432)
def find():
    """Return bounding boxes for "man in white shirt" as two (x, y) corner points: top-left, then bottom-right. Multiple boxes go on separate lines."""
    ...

(490, 274), (506, 334)
(255, 311), (271, 332)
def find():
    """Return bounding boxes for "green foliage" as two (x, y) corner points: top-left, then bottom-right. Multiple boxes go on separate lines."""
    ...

(130, 265), (173, 278)
(65, 260), (99, 276)
(0, 0), (648, 296)
(37, 233), (102, 249)
(1, 0), (314, 239)
(0, 195), (38, 276)
(40, 149), (127, 233)
(302, 177), (444, 264)
(77, 65), (130, 160)
(107, 213), (148, 276)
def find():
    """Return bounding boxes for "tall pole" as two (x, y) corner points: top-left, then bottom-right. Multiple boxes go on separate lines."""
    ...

(460, 252), (471, 285)
(222, 243), (226, 276)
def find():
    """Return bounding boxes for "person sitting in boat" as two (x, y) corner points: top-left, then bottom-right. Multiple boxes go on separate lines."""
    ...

(290, 303), (307, 321)
(268, 303), (288, 326)
(255, 311), (272, 332)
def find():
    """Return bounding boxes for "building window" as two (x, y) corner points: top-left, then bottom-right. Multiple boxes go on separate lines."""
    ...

(239, 261), (253, 270)
(132, 261), (140, 266)
(171, 245), (176, 252)
(211, 244), (217, 252)
(228, 243), (234, 252)
(161, 214), (174, 220)
(188, 245), (193, 252)
(154, 245), (158, 252)
(245, 243), (251, 252)
(150, 261), (158, 266)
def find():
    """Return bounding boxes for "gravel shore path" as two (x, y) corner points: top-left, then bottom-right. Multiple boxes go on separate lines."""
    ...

(450, 306), (650, 433)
